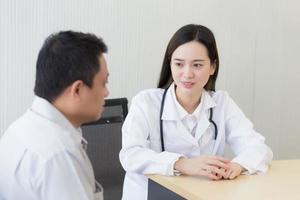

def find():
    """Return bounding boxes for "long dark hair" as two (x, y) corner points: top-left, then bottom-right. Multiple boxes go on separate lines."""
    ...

(157, 24), (219, 91)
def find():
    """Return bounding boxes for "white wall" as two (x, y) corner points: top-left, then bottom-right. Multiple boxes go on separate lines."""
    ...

(1, 0), (300, 159)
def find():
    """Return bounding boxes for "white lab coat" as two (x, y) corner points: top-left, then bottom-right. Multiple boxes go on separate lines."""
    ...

(119, 85), (273, 200)
(0, 96), (103, 200)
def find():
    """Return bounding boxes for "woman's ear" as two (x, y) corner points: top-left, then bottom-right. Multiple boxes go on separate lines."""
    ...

(210, 60), (217, 75)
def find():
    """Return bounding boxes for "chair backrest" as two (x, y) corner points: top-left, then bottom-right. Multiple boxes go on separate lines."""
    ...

(81, 98), (128, 200)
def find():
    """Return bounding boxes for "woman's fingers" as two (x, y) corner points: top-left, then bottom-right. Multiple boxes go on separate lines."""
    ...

(224, 166), (242, 179)
(198, 158), (244, 180)
(229, 170), (239, 179)
(211, 156), (230, 163)
(203, 157), (230, 179)
(185, 156), (241, 180)
(206, 166), (227, 177)
(223, 169), (232, 179)
(208, 173), (221, 180)
(218, 167), (226, 179)
(206, 159), (230, 170)
(204, 170), (222, 180)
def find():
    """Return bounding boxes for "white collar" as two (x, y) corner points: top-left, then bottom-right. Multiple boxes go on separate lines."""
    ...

(30, 96), (84, 142)
(170, 84), (202, 120)
(161, 83), (217, 121)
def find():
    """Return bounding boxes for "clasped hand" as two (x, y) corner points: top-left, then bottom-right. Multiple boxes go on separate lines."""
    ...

(174, 156), (244, 180)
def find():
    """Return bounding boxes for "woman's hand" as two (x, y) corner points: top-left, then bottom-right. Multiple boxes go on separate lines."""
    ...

(222, 162), (245, 180)
(174, 156), (230, 180)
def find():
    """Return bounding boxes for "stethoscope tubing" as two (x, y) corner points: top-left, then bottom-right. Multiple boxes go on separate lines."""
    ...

(159, 86), (218, 152)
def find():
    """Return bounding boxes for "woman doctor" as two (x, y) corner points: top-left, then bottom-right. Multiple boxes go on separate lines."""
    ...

(119, 24), (273, 200)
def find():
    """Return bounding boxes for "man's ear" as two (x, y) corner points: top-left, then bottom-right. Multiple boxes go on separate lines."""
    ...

(69, 80), (84, 99)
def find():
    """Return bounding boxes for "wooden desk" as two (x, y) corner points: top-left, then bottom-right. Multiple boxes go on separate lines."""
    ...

(148, 160), (300, 200)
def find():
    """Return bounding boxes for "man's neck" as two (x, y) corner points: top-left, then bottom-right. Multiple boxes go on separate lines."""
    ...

(52, 99), (81, 128)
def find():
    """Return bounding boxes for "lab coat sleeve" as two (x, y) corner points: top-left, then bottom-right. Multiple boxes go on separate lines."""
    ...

(119, 95), (184, 176)
(34, 151), (95, 200)
(224, 93), (273, 174)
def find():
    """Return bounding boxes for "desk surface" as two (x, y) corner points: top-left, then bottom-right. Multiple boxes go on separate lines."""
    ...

(148, 160), (300, 200)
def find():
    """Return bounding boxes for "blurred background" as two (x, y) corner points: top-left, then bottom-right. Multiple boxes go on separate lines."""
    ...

(0, 0), (299, 159)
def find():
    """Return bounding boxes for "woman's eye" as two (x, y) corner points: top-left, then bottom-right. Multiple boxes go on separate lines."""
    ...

(193, 63), (203, 68)
(174, 62), (183, 67)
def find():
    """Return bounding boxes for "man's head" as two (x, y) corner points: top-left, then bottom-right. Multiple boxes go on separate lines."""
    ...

(34, 31), (109, 127)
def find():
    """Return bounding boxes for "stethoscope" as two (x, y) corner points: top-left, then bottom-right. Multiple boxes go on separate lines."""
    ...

(159, 86), (218, 151)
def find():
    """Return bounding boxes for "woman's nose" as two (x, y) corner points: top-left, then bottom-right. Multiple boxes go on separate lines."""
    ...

(183, 66), (194, 78)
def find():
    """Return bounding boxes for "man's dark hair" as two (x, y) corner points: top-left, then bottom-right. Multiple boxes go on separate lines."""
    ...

(34, 31), (107, 102)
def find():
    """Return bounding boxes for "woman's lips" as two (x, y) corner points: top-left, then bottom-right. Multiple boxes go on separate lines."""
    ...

(181, 81), (194, 89)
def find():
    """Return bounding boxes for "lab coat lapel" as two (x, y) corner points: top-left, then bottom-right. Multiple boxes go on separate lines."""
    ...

(161, 85), (178, 121)
(161, 84), (198, 146)
(195, 91), (217, 141)
(176, 120), (198, 145)
(194, 114), (210, 141)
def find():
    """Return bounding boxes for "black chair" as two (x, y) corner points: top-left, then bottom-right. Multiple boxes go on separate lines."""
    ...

(81, 98), (128, 200)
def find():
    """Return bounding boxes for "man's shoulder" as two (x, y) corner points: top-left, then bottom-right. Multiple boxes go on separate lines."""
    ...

(1, 110), (80, 160)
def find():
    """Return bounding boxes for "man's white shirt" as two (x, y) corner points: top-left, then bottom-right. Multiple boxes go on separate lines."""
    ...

(0, 96), (102, 200)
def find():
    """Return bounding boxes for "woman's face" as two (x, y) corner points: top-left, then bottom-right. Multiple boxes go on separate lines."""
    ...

(170, 41), (215, 98)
